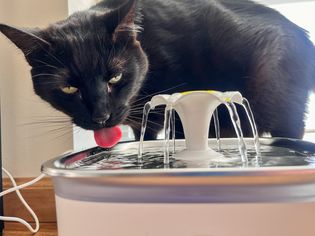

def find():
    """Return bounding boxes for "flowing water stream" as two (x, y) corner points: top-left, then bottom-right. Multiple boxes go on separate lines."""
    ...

(213, 109), (221, 151)
(242, 98), (260, 154)
(138, 92), (263, 165)
(163, 106), (172, 165)
(225, 102), (248, 162)
(138, 102), (152, 159)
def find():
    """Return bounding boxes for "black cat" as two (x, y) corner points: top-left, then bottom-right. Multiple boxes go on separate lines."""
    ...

(0, 0), (314, 141)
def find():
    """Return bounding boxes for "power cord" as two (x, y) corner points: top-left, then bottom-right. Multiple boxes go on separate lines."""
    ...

(0, 167), (46, 233)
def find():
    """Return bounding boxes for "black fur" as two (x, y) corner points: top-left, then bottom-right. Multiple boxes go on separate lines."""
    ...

(1, 0), (315, 140)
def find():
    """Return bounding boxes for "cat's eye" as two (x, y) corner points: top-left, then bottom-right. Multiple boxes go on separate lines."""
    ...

(108, 73), (122, 85)
(61, 86), (79, 94)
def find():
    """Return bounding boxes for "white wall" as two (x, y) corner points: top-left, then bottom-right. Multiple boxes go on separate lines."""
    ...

(68, 0), (101, 13)
(0, 0), (71, 177)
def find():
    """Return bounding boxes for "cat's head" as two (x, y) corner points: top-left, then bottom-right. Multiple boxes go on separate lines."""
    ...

(0, 0), (148, 130)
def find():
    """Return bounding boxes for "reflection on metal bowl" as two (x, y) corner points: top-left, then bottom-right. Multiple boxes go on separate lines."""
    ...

(42, 138), (315, 236)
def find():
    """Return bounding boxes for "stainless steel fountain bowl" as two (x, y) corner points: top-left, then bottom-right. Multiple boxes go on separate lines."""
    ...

(42, 138), (315, 203)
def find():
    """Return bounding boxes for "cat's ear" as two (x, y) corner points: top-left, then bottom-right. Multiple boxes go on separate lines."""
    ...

(104, 0), (138, 39)
(0, 23), (50, 56)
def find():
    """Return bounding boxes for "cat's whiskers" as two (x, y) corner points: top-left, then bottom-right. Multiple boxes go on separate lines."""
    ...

(46, 128), (75, 143)
(33, 81), (65, 89)
(40, 46), (66, 68)
(20, 120), (72, 129)
(21, 120), (71, 125)
(33, 82), (63, 86)
(24, 122), (73, 141)
(128, 112), (165, 117)
(118, 34), (135, 58)
(107, 43), (116, 66)
(33, 59), (59, 70)
(128, 115), (164, 127)
(26, 116), (71, 121)
(127, 113), (184, 136)
(129, 105), (165, 110)
(27, 35), (65, 67)
(128, 107), (167, 115)
(130, 83), (187, 106)
(125, 118), (161, 134)
(32, 73), (63, 79)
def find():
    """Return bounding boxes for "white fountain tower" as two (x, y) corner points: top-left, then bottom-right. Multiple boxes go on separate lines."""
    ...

(147, 91), (247, 164)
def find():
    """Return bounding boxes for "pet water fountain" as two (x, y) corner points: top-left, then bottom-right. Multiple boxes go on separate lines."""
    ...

(42, 91), (315, 236)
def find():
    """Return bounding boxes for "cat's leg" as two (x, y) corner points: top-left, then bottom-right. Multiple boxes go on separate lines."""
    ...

(247, 44), (313, 139)
(246, 81), (308, 139)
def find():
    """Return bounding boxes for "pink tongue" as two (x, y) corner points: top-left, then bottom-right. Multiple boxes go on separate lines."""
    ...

(94, 126), (122, 148)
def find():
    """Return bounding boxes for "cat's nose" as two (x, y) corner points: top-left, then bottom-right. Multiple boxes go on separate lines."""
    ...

(92, 114), (110, 125)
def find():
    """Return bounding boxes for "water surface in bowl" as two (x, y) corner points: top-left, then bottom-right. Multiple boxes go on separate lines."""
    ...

(61, 142), (315, 170)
